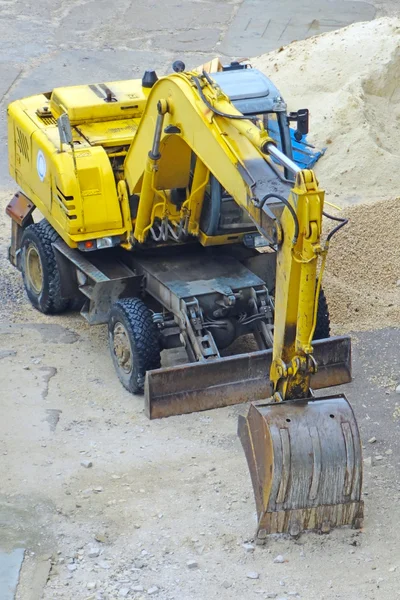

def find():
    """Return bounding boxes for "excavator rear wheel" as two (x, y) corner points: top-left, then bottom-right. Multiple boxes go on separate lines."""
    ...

(108, 298), (161, 394)
(258, 287), (330, 348)
(313, 288), (330, 340)
(20, 220), (69, 314)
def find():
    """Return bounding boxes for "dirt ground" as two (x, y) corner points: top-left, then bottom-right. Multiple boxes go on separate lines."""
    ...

(1, 2), (400, 600)
(1, 194), (400, 600)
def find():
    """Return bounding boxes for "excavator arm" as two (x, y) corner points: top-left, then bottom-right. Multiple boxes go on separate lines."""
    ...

(123, 69), (363, 538)
(270, 168), (324, 401)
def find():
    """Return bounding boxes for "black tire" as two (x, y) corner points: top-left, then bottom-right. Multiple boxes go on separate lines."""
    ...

(69, 293), (85, 312)
(20, 220), (69, 314)
(268, 286), (330, 342)
(313, 288), (330, 340)
(108, 298), (161, 394)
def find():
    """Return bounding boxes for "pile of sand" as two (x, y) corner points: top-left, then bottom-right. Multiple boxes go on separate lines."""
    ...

(254, 17), (400, 207)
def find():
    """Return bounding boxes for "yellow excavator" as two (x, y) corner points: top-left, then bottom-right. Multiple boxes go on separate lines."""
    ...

(6, 57), (363, 538)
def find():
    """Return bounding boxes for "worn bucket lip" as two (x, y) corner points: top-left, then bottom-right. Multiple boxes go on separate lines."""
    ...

(252, 392), (350, 408)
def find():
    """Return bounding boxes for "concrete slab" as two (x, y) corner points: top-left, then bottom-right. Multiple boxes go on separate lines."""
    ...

(55, 0), (131, 45)
(152, 28), (222, 52)
(330, 327), (400, 454)
(121, 0), (232, 33)
(17, 555), (52, 600)
(0, 19), (54, 63)
(220, 0), (377, 56)
(0, 63), (21, 102)
(56, 0), (231, 51)
(8, 49), (167, 102)
(0, 548), (24, 600)
(0, 0), (63, 21)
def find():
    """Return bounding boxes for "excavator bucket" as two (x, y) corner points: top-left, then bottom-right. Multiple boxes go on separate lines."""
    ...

(145, 335), (352, 419)
(238, 394), (364, 539)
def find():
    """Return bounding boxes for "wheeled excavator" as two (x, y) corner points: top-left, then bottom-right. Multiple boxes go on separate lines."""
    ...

(6, 58), (363, 538)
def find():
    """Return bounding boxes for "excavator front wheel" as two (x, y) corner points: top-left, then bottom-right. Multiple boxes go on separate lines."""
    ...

(108, 298), (161, 394)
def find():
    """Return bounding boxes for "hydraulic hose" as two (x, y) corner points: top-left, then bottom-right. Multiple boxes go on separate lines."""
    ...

(193, 74), (255, 121)
(259, 193), (299, 245)
(323, 210), (349, 241)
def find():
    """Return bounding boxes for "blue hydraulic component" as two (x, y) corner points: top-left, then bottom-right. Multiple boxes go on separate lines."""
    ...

(267, 119), (326, 169)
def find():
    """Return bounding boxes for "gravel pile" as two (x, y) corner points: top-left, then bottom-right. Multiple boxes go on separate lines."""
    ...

(324, 198), (400, 332)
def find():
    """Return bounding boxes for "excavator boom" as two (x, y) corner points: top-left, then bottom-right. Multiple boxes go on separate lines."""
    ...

(123, 69), (291, 247)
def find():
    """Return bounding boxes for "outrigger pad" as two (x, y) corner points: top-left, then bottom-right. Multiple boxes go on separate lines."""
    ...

(238, 394), (364, 538)
(145, 336), (352, 419)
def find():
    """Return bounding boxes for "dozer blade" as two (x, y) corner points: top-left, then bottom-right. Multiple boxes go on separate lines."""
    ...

(145, 335), (351, 419)
(238, 394), (364, 539)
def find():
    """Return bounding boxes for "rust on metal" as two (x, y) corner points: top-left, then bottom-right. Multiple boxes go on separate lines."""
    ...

(238, 394), (364, 537)
(6, 192), (35, 226)
(145, 335), (352, 419)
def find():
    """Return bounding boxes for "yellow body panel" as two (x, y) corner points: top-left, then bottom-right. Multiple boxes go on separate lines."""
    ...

(76, 119), (139, 147)
(50, 79), (149, 124)
(7, 70), (269, 249)
(8, 97), (128, 247)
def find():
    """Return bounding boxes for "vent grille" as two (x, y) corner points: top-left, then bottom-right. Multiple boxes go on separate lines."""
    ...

(56, 185), (77, 220)
(38, 115), (58, 125)
(16, 128), (29, 161)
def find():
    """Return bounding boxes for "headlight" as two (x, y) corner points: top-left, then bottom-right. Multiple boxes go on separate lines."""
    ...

(78, 236), (120, 251)
(96, 236), (114, 249)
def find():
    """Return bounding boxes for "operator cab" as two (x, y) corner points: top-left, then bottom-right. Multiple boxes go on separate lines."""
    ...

(210, 63), (308, 164)
(200, 63), (309, 242)
(210, 65), (291, 166)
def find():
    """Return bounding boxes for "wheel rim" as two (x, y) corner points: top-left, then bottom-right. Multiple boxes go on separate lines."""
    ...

(26, 244), (43, 294)
(112, 322), (133, 374)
